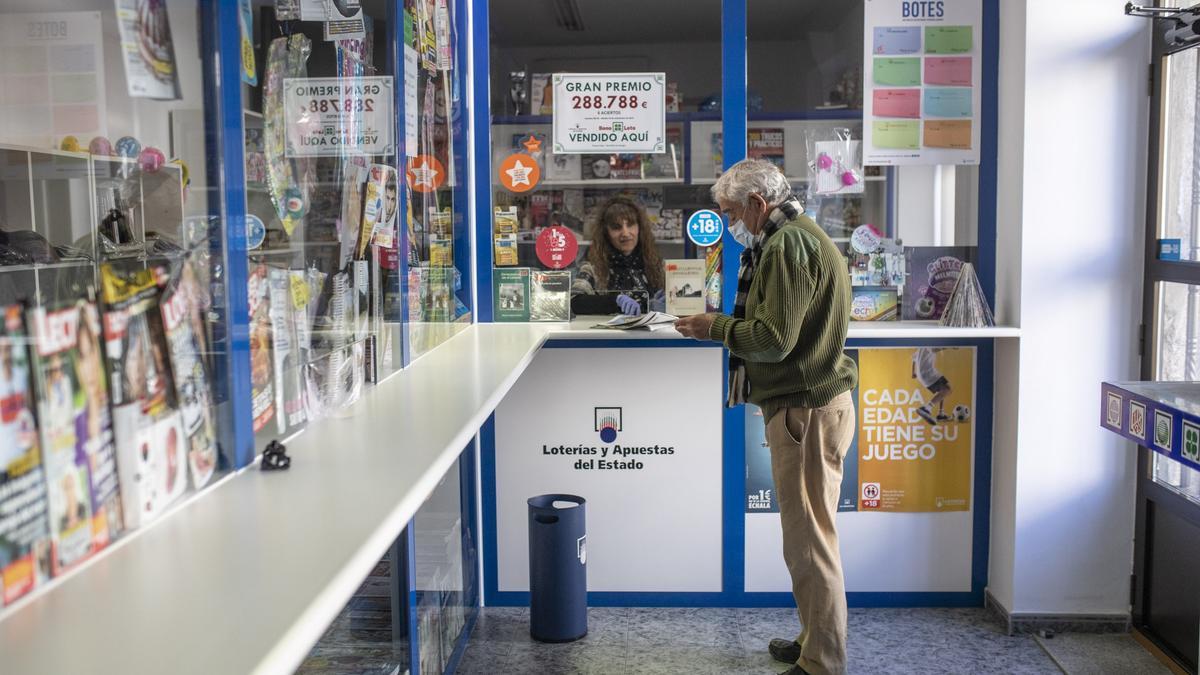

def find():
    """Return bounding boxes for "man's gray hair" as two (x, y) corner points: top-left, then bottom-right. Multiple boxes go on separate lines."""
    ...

(710, 158), (793, 207)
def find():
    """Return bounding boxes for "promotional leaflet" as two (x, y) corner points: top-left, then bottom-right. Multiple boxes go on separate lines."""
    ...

(552, 72), (667, 154)
(863, 0), (982, 165)
(32, 301), (120, 575)
(856, 347), (975, 512)
(664, 259), (706, 316)
(248, 264), (277, 432)
(100, 265), (186, 529)
(0, 304), (50, 605)
(530, 271), (571, 322)
(744, 347), (972, 515)
(493, 268), (531, 322)
(158, 262), (218, 490)
(0, 12), (107, 148)
(283, 76), (395, 157)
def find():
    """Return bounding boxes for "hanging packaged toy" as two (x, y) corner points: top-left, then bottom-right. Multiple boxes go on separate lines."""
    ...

(805, 127), (864, 196)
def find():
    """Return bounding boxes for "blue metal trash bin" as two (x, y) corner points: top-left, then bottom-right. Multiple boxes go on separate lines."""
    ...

(527, 493), (587, 642)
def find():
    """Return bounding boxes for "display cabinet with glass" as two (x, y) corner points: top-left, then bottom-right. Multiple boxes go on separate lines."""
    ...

(0, 1), (231, 614)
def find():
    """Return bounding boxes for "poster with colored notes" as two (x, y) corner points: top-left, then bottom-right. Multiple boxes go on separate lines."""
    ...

(863, 0), (981, 165)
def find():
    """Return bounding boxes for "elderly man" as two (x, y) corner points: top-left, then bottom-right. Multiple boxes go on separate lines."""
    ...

(675, 159), (858, 675)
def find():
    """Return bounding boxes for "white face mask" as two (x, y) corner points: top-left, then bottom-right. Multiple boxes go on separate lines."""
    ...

(729, 219), (757, 248)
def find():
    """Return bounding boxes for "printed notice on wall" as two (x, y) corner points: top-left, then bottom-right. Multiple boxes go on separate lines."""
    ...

(0, 12), (107, 148)
(856, 347), (975, 512)
(552, 72), (666, 154)
(283, 76), (395, 157)
(863, 0), (981, 165)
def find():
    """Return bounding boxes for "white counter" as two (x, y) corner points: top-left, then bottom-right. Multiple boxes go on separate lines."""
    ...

(0, 315), (1017, 675)
(0, 323), (553, 675)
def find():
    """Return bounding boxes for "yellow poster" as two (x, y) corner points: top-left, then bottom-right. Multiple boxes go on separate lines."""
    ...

(856, 347), (975, 512)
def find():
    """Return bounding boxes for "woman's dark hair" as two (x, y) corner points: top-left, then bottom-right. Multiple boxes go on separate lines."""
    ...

(585, 195), (664, 290)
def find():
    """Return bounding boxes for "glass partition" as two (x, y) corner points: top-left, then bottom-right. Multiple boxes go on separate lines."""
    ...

(489, 0), (723, 320)
(749, 0), (981, 322)
(0, 1), (230, 610)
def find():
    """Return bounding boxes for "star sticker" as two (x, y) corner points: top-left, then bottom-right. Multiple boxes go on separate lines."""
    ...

(411, 159), (439, 188)
(505, 159), (534, 187)
(522, 135), (542, 153)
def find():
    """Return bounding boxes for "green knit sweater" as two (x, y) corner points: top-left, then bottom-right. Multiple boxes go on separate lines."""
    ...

(708, 214), (858, 422)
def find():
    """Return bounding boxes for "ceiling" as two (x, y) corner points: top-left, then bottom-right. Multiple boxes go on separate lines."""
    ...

(490, 0), (860, 47)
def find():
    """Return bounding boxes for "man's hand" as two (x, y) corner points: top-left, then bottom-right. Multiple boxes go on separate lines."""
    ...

(674, 313), (718, 340)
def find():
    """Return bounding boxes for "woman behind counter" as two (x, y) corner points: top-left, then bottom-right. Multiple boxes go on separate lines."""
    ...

(571, 195), (665, 316)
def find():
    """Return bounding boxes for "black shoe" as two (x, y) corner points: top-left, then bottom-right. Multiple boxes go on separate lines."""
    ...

(768, 638), (802, 663)
(781, 666), (812, 675)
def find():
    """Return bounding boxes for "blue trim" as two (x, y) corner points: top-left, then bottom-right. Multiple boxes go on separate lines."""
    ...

(201, 0), (255, 469)
(543, 338), (720, 349)
(405, 524), (420, 675)
(721, 0), (749, 610)
(484, 591), (979, 608)
(481, 414), (501, 606)
(452, 0), (473, 317)
(390, 0), (411, 370)
(978, 0), (999, 307)
(471, 0), (494, 322)
(749, 110), (864, 121)
(441, 610), (478, 674)
(460, 439), (480, 608)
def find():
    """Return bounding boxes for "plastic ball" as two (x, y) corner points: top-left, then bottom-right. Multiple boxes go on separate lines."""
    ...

(138, 146), (165, 173)
(817, 153), (834, 171)
(59, 136), (80, 152)
(115, 136), (141, 159)
(88, 136), (113, 156)
(841, 170), (859, 186)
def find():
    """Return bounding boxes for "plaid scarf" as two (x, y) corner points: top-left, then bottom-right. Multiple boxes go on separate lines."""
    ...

(727, 197), (802, 407)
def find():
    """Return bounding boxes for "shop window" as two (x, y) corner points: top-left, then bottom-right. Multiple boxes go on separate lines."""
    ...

(1159, 9), (1200, 263)
(488, 0), (723, 320)
(749, 0), (982, 320)
(0, 1), (229, 609)
(240, 0), (471, 454)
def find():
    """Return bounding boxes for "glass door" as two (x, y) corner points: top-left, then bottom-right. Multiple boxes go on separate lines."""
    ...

(1136, 7), (1200, 671)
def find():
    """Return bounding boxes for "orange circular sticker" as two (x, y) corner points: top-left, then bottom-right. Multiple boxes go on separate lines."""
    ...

(406, 155), (445, 193)
(498, 153), (540, 193)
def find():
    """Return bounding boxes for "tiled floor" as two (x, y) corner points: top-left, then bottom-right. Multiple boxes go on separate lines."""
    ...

(456, 606), (1065, 674)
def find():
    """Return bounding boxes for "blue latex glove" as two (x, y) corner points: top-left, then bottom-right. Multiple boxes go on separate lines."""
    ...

(615, 293), (642, 316)
(649, 290), (666, 313)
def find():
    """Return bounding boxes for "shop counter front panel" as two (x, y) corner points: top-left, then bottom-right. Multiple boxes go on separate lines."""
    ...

(494, 345), (725, 593)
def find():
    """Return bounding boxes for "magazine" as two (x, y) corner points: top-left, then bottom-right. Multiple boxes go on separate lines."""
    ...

(32, 301), (120, 574)
(158, 261), (219, 490)
(530, 271), (571, 322)
(248, 263), (276, 432)
(100, 264), (186, 529)
(493, 268), (531, 322)
(269, 267), (305, 435)
(850, 286), (899, 321)
(712, 129), (786, 177)
(0, 304), (50, 605)
(594, 311), (678, 331)
(664, 259), (706, 316)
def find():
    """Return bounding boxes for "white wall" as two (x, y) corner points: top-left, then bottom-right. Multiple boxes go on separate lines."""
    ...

(990, 0), (1146, 616)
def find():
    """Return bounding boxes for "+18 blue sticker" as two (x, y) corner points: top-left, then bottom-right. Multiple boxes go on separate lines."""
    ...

(686, 209), (724, 247)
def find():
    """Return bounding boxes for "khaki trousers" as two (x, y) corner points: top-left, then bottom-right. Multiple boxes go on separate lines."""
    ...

(765, 390), (856, 675)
